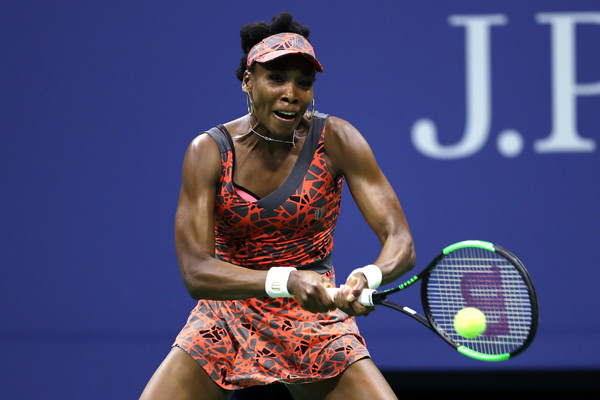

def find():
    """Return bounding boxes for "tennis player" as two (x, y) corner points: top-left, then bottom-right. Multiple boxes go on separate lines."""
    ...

(140, 11), (415, 400)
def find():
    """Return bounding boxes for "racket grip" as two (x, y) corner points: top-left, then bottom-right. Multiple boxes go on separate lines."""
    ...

(326, 288), (376, 307)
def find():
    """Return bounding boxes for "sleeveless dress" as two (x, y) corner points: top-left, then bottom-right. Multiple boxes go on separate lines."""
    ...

(173, 113), (370, 390)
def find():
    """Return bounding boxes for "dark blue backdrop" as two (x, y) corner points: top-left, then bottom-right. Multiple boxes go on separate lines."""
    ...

(2, 1), (599, 398)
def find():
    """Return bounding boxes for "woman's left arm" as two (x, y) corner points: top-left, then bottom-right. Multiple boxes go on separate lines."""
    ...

(325, 116), (416, 314)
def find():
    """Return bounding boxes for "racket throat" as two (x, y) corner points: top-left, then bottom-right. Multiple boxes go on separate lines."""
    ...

(380, 299), (430, 327)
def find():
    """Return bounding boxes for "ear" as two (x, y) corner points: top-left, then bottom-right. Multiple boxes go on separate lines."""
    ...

(242, 70), (252, 93)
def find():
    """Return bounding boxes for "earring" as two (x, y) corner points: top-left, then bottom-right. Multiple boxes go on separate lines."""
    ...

(246, 92), (254, 116)
(307, 98), (315, 119)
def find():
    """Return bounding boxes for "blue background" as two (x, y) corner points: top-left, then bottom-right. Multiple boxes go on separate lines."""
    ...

(2, 1), (599, 398)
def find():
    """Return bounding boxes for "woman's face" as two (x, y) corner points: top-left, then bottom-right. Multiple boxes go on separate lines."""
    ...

(244, 54), (316, 135)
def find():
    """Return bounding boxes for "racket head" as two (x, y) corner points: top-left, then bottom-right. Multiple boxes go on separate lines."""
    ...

(420, 240), (539, 361)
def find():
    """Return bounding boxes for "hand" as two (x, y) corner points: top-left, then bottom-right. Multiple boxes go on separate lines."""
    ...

(333, 272), (375, 316)
(287, 270), (337, 313)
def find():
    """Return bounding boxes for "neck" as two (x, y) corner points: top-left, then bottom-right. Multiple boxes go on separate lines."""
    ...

(248, 117), (297, 147)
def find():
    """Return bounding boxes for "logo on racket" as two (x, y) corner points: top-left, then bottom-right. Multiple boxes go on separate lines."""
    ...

(460, 264), (509, 337)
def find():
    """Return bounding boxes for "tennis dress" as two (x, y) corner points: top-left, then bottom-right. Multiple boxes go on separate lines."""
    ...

(173, 113), (370, 390)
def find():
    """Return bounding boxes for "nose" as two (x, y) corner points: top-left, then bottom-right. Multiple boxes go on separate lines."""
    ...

(280, 83), (299, 104)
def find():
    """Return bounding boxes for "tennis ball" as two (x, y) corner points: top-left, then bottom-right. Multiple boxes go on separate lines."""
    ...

(454, 307), (487, 339)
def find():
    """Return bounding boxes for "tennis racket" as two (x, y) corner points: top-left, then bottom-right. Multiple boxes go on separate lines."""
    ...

(330, 240), (539, 361)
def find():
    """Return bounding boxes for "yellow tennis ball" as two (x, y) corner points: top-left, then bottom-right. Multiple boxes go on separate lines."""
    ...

(454, 307), (487, 338)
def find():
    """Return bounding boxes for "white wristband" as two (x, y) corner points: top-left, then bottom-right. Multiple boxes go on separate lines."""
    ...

(350, 264), (382, 289)
(265, 267), (297, 298)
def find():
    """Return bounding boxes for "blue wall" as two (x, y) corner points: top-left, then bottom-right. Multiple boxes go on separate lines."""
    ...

(2, 1), (599, 398)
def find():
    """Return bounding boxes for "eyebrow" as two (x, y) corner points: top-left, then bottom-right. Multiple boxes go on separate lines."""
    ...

(261, 59), (316, 76)
(267, 67), (316, 79)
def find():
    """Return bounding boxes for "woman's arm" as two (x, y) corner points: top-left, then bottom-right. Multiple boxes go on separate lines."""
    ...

(325, 117), (416, 312)
(174, 134), (268, 300)
(174, 133), (337, 312)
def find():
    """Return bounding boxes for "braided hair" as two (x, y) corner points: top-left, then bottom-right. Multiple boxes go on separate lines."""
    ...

(236, 11), (311, 81)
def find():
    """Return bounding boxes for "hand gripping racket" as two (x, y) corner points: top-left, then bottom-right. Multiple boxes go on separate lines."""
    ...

(331, 240), (539, 361)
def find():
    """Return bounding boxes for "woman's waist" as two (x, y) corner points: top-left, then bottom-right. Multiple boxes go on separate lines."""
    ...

(215, 251), (333, 274)
(215, 232), (333, 269)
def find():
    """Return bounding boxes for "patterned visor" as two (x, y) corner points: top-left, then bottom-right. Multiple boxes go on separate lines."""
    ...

(246, 32), (323, 72)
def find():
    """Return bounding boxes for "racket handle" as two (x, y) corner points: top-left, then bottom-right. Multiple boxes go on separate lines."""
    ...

(326, 288), (376, 307)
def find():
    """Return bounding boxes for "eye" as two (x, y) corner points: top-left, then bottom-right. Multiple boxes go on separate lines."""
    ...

(268, 73), (285, 84)
(298, 79), (314, 89)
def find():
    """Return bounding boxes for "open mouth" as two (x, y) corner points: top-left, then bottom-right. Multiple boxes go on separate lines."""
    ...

(273, 110), (297, 121)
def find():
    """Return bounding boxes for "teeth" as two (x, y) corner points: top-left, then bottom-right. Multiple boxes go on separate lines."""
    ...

(277, 111), (296, 116)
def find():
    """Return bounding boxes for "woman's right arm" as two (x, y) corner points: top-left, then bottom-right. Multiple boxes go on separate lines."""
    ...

(174, 134), (268, 300)
(173, 134), (336, 313)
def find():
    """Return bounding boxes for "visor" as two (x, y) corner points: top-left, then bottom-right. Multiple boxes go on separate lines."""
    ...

(247, 32), (323, 72)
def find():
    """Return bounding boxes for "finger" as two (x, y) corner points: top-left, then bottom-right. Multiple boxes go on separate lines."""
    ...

(323, 279), (335, 289)
(345, 273), (363, 288)
(320, 285), (337, 310)
(350, 302), (374, 316)
(337, 284), (355, 303)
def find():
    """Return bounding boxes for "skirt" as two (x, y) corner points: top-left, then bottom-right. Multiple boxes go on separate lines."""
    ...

(173, 272), (370, 390)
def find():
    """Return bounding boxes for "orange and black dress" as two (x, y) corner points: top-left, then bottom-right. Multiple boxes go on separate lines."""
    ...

(173, 113), (370, 390)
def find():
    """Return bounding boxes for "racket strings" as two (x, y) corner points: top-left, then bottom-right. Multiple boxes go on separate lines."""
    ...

(425, 247), (534, 356)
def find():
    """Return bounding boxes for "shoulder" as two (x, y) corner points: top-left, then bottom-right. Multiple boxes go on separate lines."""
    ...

(181, 131), (222, 187)
(323, 115), (374, 177)
(323, 115), (371, 150)
(185, 132), (221, 164)
(323, 115), (356, 139)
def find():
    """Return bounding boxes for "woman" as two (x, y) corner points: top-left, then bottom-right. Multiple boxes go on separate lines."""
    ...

(140, 12), (415, 400)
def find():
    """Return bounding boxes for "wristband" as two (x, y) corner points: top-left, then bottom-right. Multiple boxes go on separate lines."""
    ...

(350, 264), (382, 289)
(265, 267), (297, 298)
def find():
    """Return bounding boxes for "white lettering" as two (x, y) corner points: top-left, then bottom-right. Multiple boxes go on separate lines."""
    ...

(534, 12), (599, 153)
(411, 15), (508, 159)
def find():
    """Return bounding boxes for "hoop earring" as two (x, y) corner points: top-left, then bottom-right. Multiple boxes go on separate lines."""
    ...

(246, 92), (254, 116)
(307, 98), (315, 119)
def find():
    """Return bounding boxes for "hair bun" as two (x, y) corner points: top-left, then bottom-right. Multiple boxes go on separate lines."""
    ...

(240, 22), (269, 53)
(270, 11), (293, 33)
